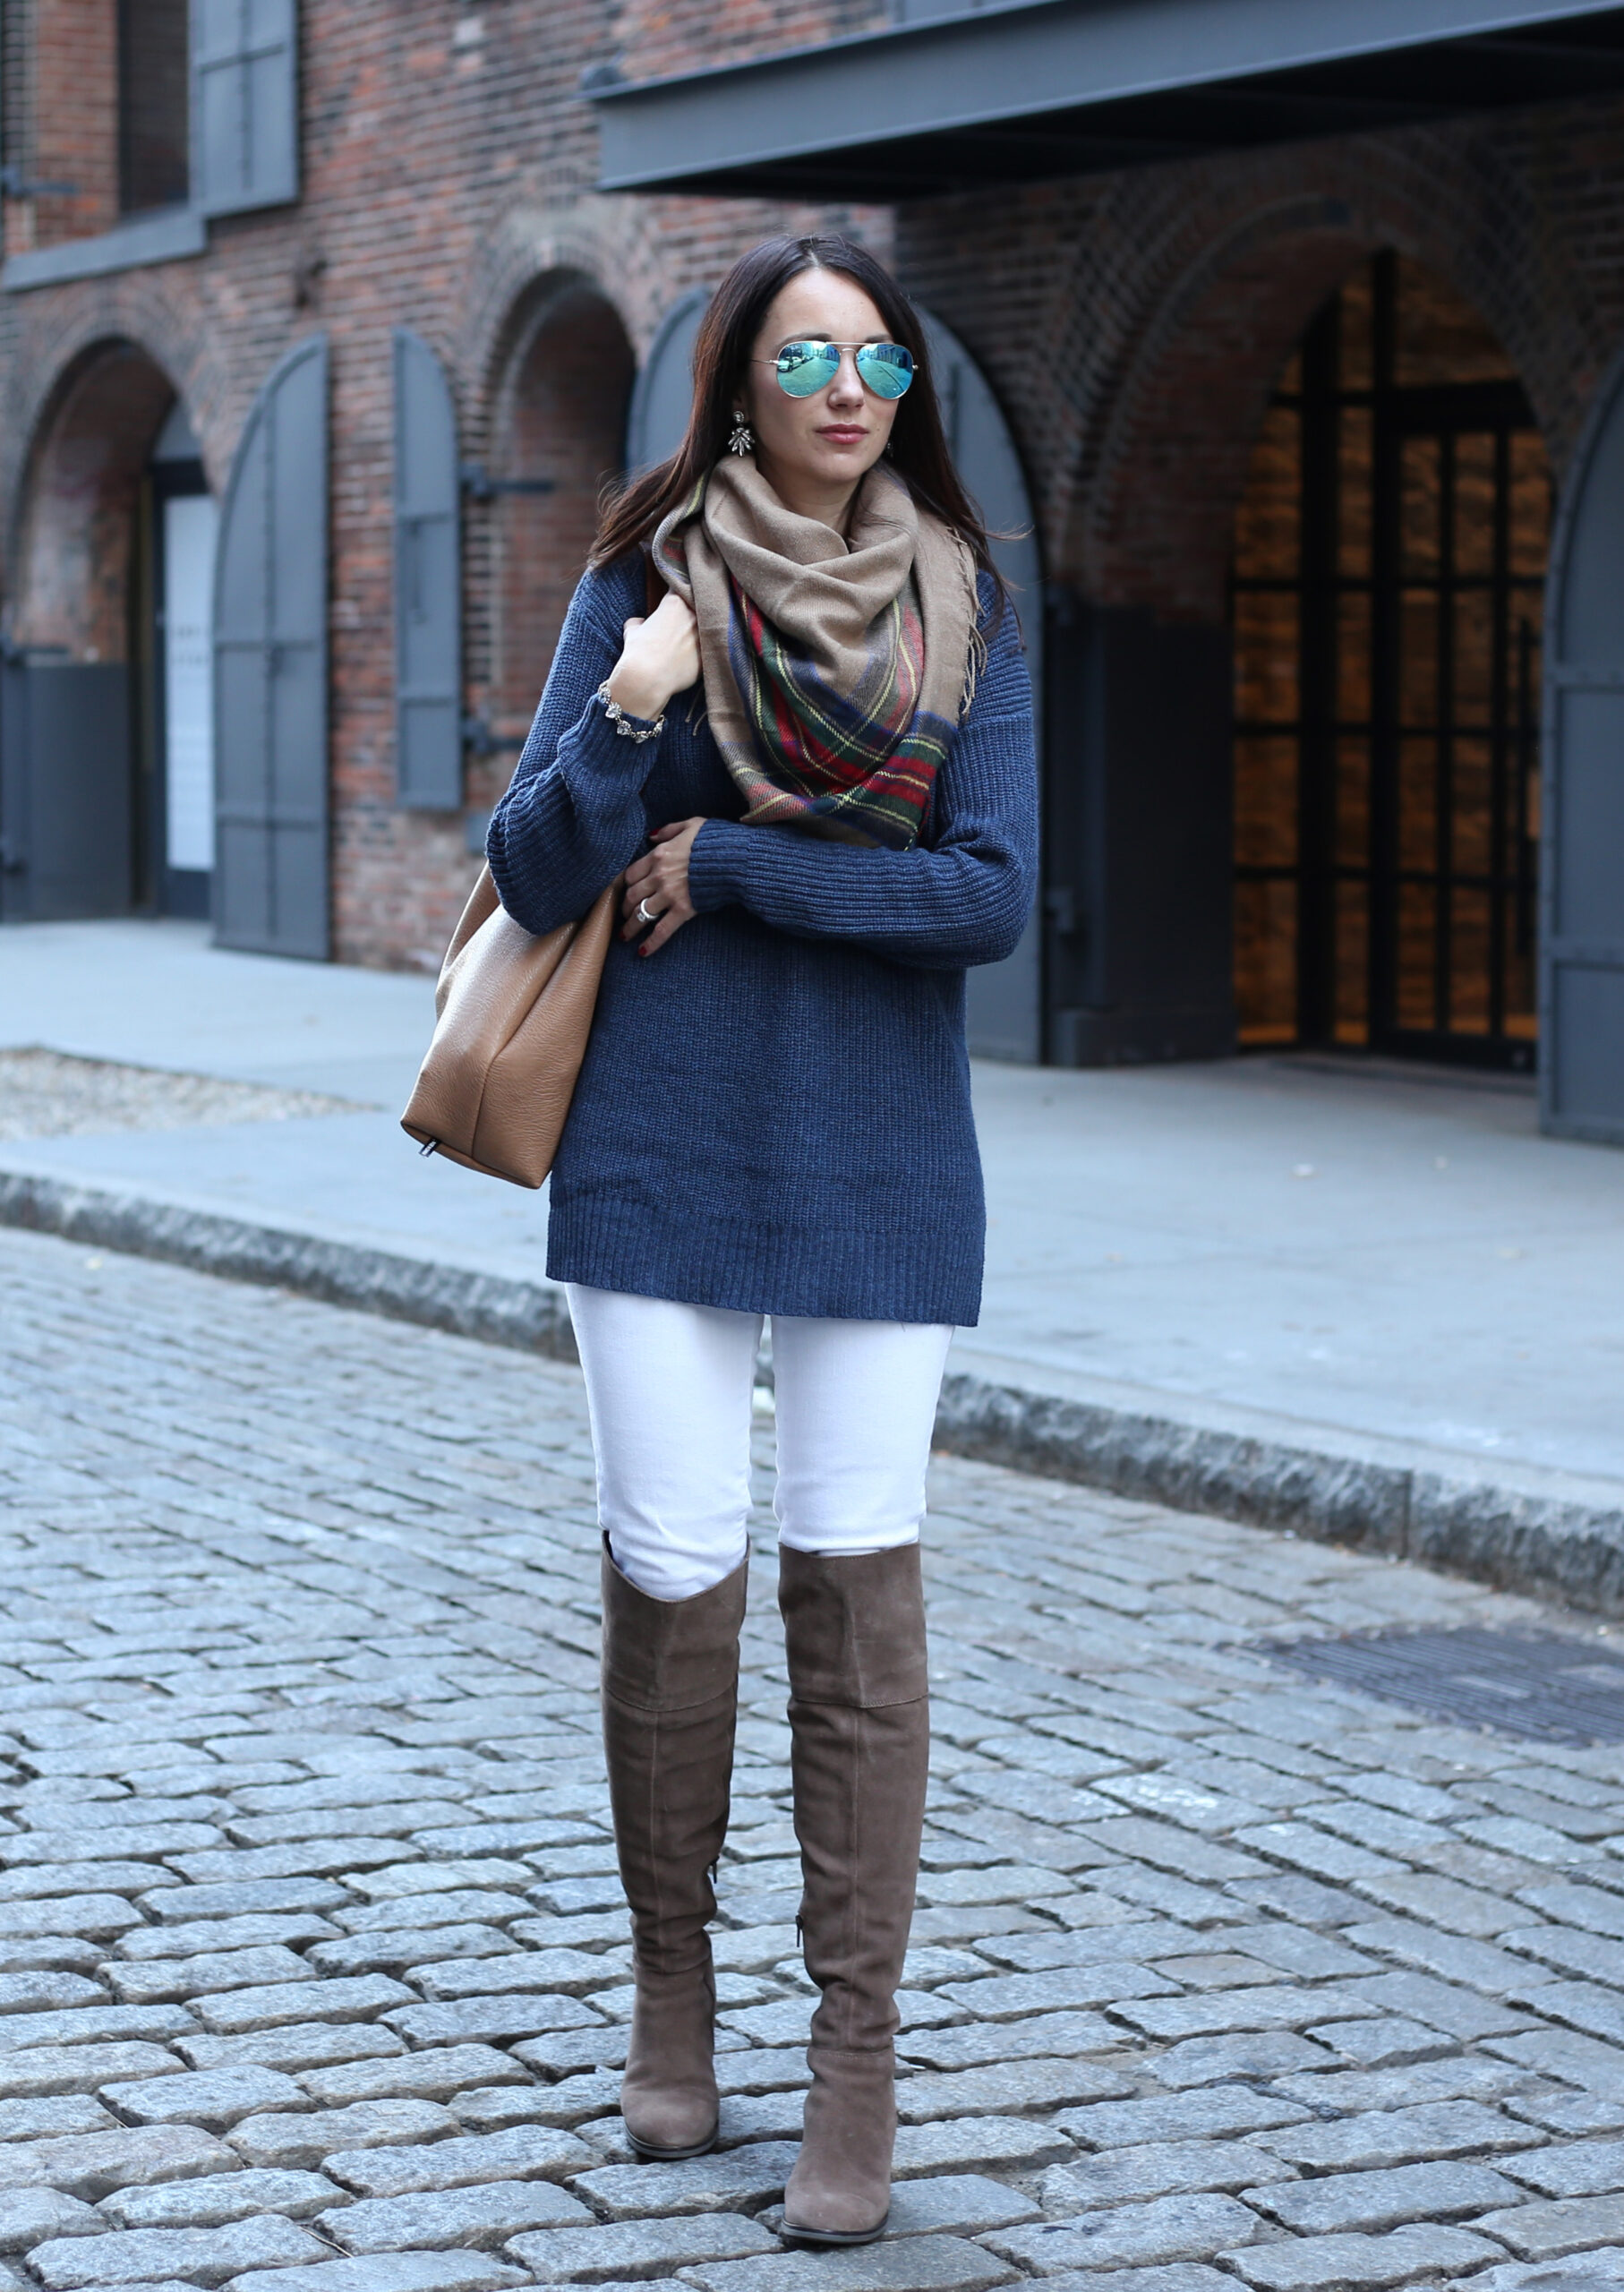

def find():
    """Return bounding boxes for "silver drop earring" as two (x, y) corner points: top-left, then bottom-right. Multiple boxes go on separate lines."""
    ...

(728, 410), (755, 457)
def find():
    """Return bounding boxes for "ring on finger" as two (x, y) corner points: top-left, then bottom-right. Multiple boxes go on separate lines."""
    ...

(636, 898), (657, 926)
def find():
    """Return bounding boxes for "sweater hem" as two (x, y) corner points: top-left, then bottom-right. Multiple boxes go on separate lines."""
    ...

(547, 1224), (979, 1329)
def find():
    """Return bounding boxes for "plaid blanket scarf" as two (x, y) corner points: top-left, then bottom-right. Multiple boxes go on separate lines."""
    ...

(652, 457), (979, 851)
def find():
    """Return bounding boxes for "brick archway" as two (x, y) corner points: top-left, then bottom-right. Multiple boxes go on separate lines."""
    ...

(458, 268), (637, 796)
(1079, 204), (1371, 624)
(12, 337), (178, 658)
(902, 118), (1604, 623)
(1057, 137), (1602, 621)
(2, 274), (226, 594)
(453, 202), (646, 449)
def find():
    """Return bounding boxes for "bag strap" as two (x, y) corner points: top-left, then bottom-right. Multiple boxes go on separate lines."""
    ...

(644, 551), (664, 619)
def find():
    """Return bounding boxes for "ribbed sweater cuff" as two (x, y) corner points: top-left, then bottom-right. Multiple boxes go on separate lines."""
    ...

(688, 819), (751, 913)
(566, 692), (665, 779)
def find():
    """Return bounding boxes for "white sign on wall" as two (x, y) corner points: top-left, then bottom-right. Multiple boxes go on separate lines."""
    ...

(163, 492), (218, 875)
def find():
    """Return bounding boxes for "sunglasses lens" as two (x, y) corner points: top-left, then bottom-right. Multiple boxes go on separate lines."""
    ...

(855, 342), (914, 398)
(775, 342), (841, 397)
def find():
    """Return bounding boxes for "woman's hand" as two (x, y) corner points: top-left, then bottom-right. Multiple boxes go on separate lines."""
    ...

(623, 817), (705, 954)
(604, 594), (699, 725)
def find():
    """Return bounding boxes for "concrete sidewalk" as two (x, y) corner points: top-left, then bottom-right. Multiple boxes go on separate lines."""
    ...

(4, 918), (1623, 1608)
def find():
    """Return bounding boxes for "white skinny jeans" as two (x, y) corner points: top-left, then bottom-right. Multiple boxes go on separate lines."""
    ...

(567, 1286), (955, 1604)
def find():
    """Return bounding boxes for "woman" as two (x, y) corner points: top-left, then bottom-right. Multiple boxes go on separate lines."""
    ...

(487, 233), (1038, 2245)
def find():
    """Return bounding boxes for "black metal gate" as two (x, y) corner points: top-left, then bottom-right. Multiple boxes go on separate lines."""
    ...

(1233, 252), (1551, 1069)
(0, 650), (133, 921)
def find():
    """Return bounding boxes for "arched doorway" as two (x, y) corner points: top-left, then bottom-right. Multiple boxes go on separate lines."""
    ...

(1, 341), (209, 922)
(1231, 252), (1552, 1070)
(485, 278), (636, 770)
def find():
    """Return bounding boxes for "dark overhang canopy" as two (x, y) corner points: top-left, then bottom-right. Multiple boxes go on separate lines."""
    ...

(586, 0), (1624, 201)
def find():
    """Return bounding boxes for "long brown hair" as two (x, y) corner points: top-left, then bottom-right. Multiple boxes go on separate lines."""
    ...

(593, 234), (1006, 618)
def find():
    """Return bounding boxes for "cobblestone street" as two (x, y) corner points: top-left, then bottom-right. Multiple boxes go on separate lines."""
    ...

(2, 1225), (1623, 2292)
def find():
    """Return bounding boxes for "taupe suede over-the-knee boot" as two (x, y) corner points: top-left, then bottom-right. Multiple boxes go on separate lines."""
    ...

(601, 1537), (748, 2161)
(778, 1543), (929, 2245)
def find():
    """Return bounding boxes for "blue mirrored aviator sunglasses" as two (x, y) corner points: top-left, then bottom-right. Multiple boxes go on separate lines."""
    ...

(768, 338), (915, 400)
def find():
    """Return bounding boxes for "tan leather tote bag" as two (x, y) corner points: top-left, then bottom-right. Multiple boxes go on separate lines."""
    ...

(401, 868), (618, 1189)
(405, 555), (662, 1187)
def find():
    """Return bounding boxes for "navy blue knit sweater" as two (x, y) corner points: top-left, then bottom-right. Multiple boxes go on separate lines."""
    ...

(486, 551), (1038, 1324)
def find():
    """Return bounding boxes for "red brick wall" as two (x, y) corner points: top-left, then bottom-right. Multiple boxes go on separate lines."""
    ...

(3, 0), (1624, 968)
(0, 0), (885, 963)
(30, 0), (120, 246)
(121, 0), (191, 213)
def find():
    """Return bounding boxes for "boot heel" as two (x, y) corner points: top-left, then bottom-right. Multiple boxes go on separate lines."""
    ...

(781, 2043), (896, 2243)
(627, 2126), (719, 2162)
(619, 1956), (722, 2161)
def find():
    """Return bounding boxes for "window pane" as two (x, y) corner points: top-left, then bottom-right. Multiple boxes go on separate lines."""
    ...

(1234, 594), (1300, 725)
(1451, 587), (1495, 732)
(1400, 437), (1440, 579)
(1234, 405), (1301, 580)
(1397, 881), (1439, 1031)
(1235, 738), (1299, 869)
(1336, 734), (1370, 871)
(1452, 433), (1498, 579)
(1338, 406), (1372, 580)
(1450, 890), (1492, 1033)
(1510, 432), (1552, 580)
(121, 0), (190, 213)
(1449, 735), (1493, 878)
(1399, 592), (1440, 731)
(1338, 593), (1371, 727)
(1397, 735), (1438, 874)
(1235, 877), (1298, 1042)
(1336, 876), (1370, 1043)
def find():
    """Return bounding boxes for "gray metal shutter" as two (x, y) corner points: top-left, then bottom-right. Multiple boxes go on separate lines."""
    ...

(27, 666), (133, 919)
(626, 288), (710, 472)
(213, 333), (329, 958)
(920, 310), (1043, 1065)
(1543, 344), (1624, 1144)
(192, 0), (298, 218)
(392, 329), (462, 809)
(0, 658), (132, 920)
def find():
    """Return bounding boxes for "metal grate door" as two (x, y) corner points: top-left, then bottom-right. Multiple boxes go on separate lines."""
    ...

(1234, 252), (1551, 1069)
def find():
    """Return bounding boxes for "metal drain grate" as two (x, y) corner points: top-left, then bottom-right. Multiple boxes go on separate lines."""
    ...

(1256, 1626), (1624, 1745)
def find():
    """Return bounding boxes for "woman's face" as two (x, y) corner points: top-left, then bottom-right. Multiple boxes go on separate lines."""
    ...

(739, 270), (902, 509)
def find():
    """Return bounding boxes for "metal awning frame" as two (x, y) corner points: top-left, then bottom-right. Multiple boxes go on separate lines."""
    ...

(588, 0), (1624, 198)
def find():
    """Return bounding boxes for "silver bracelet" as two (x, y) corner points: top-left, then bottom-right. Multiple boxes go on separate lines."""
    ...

(596, 681), (665, 742)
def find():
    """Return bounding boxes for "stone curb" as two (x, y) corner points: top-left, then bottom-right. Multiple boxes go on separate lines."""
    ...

(931, 1372), (1624, 1620)
(0, 1167), (577, 1363)
(6, 1165), (1623, 1620)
